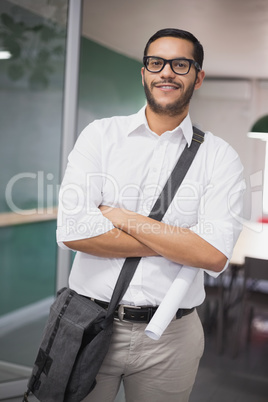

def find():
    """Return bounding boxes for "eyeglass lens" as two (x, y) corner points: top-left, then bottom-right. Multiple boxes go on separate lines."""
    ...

(146, 57), (191, 74)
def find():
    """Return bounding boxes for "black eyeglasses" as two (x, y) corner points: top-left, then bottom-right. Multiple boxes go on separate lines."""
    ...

(143, 56), (201, 75)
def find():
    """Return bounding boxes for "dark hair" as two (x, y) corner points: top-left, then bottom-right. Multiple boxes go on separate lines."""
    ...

(143, 28), (204, 69)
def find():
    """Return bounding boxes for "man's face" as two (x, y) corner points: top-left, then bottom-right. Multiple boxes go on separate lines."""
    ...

(141, 37), (204, 117)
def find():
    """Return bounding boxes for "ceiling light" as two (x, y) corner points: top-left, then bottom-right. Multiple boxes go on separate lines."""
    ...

(0, 50), (12, 60)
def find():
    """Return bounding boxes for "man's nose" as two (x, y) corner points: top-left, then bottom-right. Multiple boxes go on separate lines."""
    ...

(160, 62), (176, 78)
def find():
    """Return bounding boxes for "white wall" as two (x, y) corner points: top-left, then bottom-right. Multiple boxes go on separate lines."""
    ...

(190, 79), (268, 221)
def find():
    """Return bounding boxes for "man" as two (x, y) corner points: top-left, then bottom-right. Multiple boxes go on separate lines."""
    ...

(57, 28), (244, 402)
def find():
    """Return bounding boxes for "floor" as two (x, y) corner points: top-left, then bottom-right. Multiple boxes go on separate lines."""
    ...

(190, 315), (268, 402)
(1, 296), (268, 402)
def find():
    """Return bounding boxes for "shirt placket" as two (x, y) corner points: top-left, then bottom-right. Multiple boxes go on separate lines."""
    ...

(128, 137), (168, 305)
(140, 137), (168, 215)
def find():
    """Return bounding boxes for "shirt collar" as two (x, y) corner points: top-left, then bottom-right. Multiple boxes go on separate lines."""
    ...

(179, 113), (194, 147)
(126, 106), (148, 136)
(127, 106), (193, 147)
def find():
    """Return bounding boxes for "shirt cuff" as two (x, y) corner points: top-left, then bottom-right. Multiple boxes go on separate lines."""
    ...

(204, 258), (230, 278)
(56, 214), (115, 249)
(190, 220), (234, 277)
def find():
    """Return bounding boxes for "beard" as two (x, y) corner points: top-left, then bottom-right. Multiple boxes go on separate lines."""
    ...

(144, 78), (196, 117)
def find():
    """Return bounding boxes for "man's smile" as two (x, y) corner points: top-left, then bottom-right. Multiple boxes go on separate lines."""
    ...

(157, 85), (178, 91)
(153, 81), (181, 92)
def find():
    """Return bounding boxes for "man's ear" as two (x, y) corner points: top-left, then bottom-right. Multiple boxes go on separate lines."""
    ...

(194, 70), (205, 90)
(141, 67), (145, 87)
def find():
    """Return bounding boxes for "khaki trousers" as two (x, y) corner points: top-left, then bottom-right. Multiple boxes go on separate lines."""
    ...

(83, 309), (204, 402)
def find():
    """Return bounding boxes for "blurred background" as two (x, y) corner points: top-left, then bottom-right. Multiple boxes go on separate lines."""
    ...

(0, 0), (267, 400)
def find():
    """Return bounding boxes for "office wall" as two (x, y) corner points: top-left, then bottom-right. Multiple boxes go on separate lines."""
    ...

(190, 79), (267, 221)
(77, 36), (145, 132)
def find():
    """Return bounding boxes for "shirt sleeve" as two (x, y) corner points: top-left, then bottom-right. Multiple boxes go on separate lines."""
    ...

(56, 123), (114, 249)
(190, 142), (246, 277)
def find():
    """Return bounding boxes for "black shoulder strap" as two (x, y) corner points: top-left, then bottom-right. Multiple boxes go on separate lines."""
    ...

(148, 126), (205, 222)
(105, 127), (205, 322)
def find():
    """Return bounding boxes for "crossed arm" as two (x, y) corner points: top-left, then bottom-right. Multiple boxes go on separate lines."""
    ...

(63, 206), (227, 273)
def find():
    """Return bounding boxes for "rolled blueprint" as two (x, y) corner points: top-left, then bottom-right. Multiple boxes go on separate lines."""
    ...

(145, 266), (198, 340)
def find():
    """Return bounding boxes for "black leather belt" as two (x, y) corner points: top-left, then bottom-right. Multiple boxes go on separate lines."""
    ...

(90, 298), (195, 323)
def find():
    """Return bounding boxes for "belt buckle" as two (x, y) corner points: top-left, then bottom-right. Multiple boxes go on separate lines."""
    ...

(118, 304), (141, 322)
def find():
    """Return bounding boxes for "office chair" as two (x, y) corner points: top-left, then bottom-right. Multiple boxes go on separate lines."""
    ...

(232, 257), (268, 357)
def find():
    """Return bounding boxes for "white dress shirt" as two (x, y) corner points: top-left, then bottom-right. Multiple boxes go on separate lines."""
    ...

(57, 106), (245, 308)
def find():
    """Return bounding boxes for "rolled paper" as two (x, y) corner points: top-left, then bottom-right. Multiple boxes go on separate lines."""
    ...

(145, 266), (198, 340)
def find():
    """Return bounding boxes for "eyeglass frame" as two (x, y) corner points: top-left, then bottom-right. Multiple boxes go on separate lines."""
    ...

(143, 56), (201, 75)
